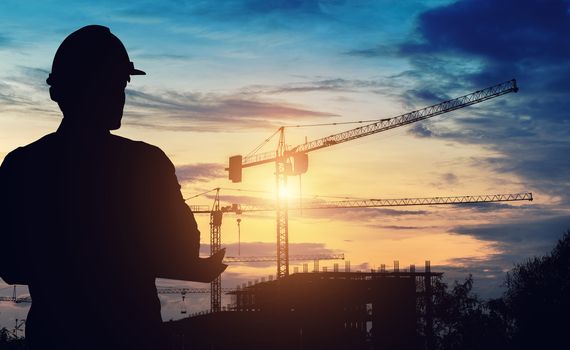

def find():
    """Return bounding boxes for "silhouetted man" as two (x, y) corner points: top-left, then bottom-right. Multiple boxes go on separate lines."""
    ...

(0, 25), (226, 349)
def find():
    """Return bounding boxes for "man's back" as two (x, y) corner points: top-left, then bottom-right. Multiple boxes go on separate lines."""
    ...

(0, 25), (226, 349)
(0, 123), (197, 348)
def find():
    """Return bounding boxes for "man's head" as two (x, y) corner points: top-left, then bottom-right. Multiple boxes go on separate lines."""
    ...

(47, 25), (145, 130)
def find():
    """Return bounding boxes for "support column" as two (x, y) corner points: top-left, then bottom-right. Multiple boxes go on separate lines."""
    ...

(210, 189), (222, 312)
(276, 127), (289, 279)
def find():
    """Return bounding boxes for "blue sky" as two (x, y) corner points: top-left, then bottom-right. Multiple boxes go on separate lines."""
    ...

(1, 0), (570, 325)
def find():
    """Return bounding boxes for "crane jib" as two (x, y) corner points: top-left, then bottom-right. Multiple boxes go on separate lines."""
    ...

(239, 79), (518, 166)
(289, 79), (517, 155)
(189, 192), (532, 214)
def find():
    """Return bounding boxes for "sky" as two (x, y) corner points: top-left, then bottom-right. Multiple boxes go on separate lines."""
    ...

(1, 0), (570, 327)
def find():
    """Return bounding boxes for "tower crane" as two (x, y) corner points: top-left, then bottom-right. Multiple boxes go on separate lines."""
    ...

(190, 190), (531, 312)
(189, 188), (346, 312)
(225, 79), (520, 279)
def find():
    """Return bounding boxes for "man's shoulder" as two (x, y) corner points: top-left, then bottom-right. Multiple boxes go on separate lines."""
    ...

(109, 134), (167, 159)
(2, 133), (58, 166)
(108, 134), (174, 172)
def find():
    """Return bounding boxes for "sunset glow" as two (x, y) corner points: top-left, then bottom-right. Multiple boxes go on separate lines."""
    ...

(1, 0), (570, 328)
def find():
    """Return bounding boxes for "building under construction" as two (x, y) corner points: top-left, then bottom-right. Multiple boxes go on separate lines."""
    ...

(165, 261), (440, 350)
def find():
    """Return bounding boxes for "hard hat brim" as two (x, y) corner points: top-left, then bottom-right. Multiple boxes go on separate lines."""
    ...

(131, 68), (146, 75)
(129, 61), (145, 75)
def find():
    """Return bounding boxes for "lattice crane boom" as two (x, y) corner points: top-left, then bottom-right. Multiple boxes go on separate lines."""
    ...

(224, 253), (345, 263)
(190, 192), (532, 213)
(290, 192), (532, 210)
(157, 287), (234, 294)
(238, 79), (518, 168)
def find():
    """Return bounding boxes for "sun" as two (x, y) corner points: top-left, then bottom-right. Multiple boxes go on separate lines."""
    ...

(278, 187), (291, 199)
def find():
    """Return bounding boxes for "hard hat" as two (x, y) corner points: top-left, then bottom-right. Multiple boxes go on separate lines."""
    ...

(46, 25), (145, 87)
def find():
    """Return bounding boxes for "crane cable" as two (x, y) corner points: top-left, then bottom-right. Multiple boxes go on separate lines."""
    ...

(183, 187), (220, 201)
(245, 127), (281, 158)
(284, 119), (389, 128)
(184, 187), (275, 202)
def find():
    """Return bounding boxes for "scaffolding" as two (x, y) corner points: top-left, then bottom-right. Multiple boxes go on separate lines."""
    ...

(165, 261), (441, 350)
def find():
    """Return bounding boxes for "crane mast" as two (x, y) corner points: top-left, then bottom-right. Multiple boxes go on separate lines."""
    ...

(275, 129), (290, 277)
(209, 189), (222, 312)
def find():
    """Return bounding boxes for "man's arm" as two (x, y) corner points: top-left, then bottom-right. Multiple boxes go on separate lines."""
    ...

(144, 146), (226, 282)
(0, 150), (29, 285)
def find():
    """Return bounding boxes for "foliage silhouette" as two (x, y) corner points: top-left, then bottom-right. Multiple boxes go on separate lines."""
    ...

(505, 230), (570, 349)
(0, 327), (27, 350)
(430, 230), (570, 350)
(431, 276), (510, 350)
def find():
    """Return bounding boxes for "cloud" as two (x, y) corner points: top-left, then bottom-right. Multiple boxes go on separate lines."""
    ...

(244, 0), (326, 15)
(437, 225), (570, 298)
(201, 241), (341, 257)
(351, 0), (570, 100)
(452, 215), (570, 249)
(0, 66), (58, 116)
(296, 207), (429, 222)
(440, 214), (569, 297)
(175, 163), (225, 183)
(433, 258), (510, 298)
(0, 81), (17, 105)
(351, 262), (371, 272)
(136, 53), (192, 61)
(344, 44), (399, 58)
(450, 201), (529, 213)
(408, 123), (433, 137)
(193, 193), (275, 209)
(118, 0), (340, 25)
(124, 88), (337, 131)
(198, 241), (342, 267)
(0, 66), (338, 131)
(382, 0), (570, 205)
(402, 0), (570, 101)
(239, 77), (389, 95)
(424, 212), (570, 297)
(372, 225), (423, 230)
(16, 66), (51, 90)
(409, 0), (570, 66)
(106, 0), (345, 52)
(441, 172), (457, 185)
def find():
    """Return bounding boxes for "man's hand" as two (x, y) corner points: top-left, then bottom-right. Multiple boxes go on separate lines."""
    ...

(187, 248), (228, 283)
(156, 248), (228, 282)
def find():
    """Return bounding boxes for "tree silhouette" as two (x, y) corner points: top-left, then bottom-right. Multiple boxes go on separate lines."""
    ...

(0, 326), (27, 350)
(430, 230), (570, 350)
(505, 230), (570, 349)
(431, 275), (510, 350)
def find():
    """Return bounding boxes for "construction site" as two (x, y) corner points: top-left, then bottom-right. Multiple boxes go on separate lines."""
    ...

(1, 79), (534, 349)
(160, 79), (530, 349)
(164, 262), (439, 350)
